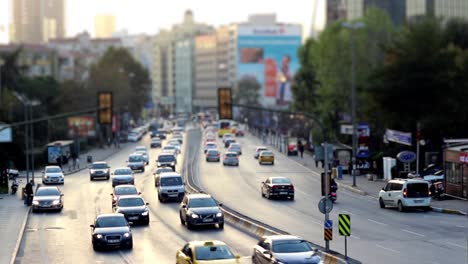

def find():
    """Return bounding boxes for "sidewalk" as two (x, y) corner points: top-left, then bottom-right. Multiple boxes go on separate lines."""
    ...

(248, 132), (468, 216)
(0, 144), (125, 264)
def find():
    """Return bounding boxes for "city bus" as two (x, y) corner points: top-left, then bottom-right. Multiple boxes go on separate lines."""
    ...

(217, 119), (237, 137)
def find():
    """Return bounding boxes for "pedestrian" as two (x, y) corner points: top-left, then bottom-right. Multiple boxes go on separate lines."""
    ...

(24, 180), (34, 206)
(298, 140), (305, 158)
(71, 152), (78, 170)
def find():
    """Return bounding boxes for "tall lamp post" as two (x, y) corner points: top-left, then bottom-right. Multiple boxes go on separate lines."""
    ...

(0, 58), (4, 105)
(342, 21), (365, 187)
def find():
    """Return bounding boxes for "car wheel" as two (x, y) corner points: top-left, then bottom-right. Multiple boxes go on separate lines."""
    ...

(289, 195), (295, 201)
(142, 167), (145, 172)
(144, 218), (150, 225)
(261, 190), (265, 197)
(271, 161), (274, 165)
(126, 240), (133, 250)
(93, 244), (99, 251)
(180, 213), (185, 225)
(424, 206), (431, 212)
(90, 176), (93, 181)
(379, 198), (385, 209)
(187, 221), (194, 230)
(265, 192), (270, 199)
(398, 201), (405, 212)
(259, 161), (262, 165)
(106, 176), (110, 180)
(206, 158), (209, 161)
(218, 222), (224, 229)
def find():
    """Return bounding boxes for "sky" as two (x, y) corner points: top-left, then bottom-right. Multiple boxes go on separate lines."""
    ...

(0, 0), (326, 43)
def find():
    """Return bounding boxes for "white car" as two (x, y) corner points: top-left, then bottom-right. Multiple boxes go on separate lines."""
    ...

(135, 146), (149, 164)
(162, 145), (178, 155)
(222, 133), (235, 143)
(111, 167), (135, 187)
(379, 179), (431, 212)
(127, 132), (139, 142)
(42, 166), (65, 184)
(167, 139), (181, 153)
(204, 142), (217, 153)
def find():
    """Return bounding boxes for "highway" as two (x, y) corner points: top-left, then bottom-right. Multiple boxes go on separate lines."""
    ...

(194, 129), (468, 264)
(15, 129), (256, 264)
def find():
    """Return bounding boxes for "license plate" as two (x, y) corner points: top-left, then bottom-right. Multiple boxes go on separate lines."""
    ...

(53, 179), (58, 182)
(202, 218), (213, 222)
(168, 194), (178, 197)
(129, 216), (139, 220)
(279, 192), (288, 195)
(414, 200), (423, 203)
(108, 239), (120, 243)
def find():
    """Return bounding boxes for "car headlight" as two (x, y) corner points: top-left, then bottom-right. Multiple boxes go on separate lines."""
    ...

(123, 232), (131, 238)
(190, 213), (199, 219)
(141, 210), (149, 216)
(216, 212), (223, 218)
(44, 175), (48, 179)
(96, 234), (103, 239)
(52, 200), (60, 205)
(32, 201), (39, 205)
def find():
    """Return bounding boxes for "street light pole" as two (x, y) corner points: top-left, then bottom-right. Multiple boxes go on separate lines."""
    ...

(342, 21), (365, 187)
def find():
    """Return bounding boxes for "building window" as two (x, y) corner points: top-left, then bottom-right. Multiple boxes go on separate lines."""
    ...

(446, 162), (462, 185)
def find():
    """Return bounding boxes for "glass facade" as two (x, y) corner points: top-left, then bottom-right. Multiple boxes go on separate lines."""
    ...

(175, 39), (194, 113)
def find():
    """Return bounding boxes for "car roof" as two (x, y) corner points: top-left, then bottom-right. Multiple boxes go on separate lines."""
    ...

(389, 179), (430, 184)
(187, 193), (212, 199)
(260, 150), (273, 154)
(159, 152), (175, 156)
(207, 149), (219, 152)
(92, 161), (108, 165)
(225, 151), (238, 155)
(117, 194), (143, 200)
(37, 186), (60, 191)
(269, 176), (290, 181)
(114, 167), (132, 171)
(264, 235), (302, 241)
(114, 184), (136, 189)
(129, 153), (143, 157)
(229, 143), (241, 147)
(45, 165), (61, 169)
(188, 240), (227, 247)
(96, 213), (125, 219)
(135, 146), (146, 149)
(256, 146), (267, 150)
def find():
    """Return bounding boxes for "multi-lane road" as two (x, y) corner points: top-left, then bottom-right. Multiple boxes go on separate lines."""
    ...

(193, 128), (468, 264)
(15, 128), (256, 264)
(13, 125), (467, 264)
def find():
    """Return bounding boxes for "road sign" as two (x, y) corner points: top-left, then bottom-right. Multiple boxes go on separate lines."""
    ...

(324, 220), (333, 229)
(339, 214), (351, 236)
(324, 228), (333, 241)
(318, 197), (333, 214)
(98, 92), (112, 125)
(217, 88), (232, 120)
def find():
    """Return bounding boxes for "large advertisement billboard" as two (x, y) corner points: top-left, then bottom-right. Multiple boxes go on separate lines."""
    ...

(67, 116), (96, 137)
(237, 25), (302, 108)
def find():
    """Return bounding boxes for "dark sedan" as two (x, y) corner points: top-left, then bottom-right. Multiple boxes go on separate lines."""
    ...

(113, 195), (150, 225)
(179, 194), (224, 229)
(90, 213), (133, 250)
(32, 186), (64, 213)
(261, 177), (295, 200)
(252, 235), (321, 264)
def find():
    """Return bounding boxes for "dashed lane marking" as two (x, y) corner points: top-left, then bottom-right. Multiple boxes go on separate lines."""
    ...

(367, 218), (388, 226)
(401, 229), (425, 237)
(376, 244), (401, 254)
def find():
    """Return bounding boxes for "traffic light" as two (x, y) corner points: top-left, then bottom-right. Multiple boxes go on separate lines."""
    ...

(98, 92), (113, 125)
(218, 88), (232, 120)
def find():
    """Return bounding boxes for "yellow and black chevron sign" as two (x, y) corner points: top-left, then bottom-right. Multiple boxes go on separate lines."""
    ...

(339, 214), (351, 236)
(324, 228), (333, 241)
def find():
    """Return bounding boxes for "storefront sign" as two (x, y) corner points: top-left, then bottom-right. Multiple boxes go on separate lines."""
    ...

(385, 129), (412, 146)
(459, 152), (468, 163)
(397, 151), (417, 163)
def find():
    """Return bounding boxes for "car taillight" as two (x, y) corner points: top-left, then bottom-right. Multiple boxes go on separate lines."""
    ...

(288, 185), (294, 190)
(224, 155), (227, 159)
(272, 185), (279, 190)
(236, 156), (239, 160)
(403, 188), (407, 198)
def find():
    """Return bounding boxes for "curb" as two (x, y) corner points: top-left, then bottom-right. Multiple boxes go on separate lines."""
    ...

(430, 206), (467, 216)
(336, 182), (368, 196)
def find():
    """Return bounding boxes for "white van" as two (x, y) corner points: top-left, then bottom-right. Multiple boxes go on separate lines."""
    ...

(155, 172), (185, 202)
(379, 179), (431, 212)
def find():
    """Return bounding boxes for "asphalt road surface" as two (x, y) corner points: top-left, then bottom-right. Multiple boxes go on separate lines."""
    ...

(195, 130), (468, 264)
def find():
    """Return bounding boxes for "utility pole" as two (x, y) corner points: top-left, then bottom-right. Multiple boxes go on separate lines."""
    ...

(324, 142), (330, 251)
(416, 122), (421, 175)
(30, 105), (35, 183)
(24, 104), (30, 183)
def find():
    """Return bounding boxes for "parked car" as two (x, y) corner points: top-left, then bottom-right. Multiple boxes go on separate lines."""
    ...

(111, 167), (135, 187)
(32, 186), (64, 213)
(223, 151), (239, 166)
(252, 235), (321, 264)
(379, 179), (431, 212)
(127, 153), (145, 172)
(155, 172), (185, 202)
(90, 213), (133, 251)
(42, 166), (64, 185)
(89, 161), (110, 181)
(261, 177), (294, 200)
(127, 132), (139, 142)
(206, 149), (221, 162)
(179, 193), (224, 229)
(176, 240), (241, 264)
(113, 195), (150, 225)
(111, 184), (141, 208)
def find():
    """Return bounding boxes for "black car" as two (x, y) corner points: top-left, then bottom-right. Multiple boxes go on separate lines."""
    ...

(179, 193), (224, 229)
(32, 186), (64, 213)
(261, 177), (295, 200)
(157, 131), (167, 140)
(224, 139), (236, 148)
(156, 153), (177, 171)
(90, 213), (133, 250)
(113, 195), (150, 225)
(89, 161), (110, 181)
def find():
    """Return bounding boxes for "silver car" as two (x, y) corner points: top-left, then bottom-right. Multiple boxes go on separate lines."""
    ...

(223, 151), (239, 166)
(227, 143), (242, 155)
(127, 153), (145, 172)
(252, 235), (321, 264)
(135, 146), (149, 164)
(112, 167), (135, 187)
(155, 172), (185, 202)
(42, 166), (65, 184)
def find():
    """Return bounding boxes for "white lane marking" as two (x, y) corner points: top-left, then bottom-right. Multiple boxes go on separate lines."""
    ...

(446, 241), (468, 250)
(342, 210), (353, 215)
(401, 229), (426, 237)
(456, 225), (466, 228)
(367, 218), (388, 226)
(351, 235), (360, 240)
(376, 244), (401, 254)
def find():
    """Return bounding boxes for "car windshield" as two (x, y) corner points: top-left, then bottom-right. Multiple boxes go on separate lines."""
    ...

(156, 168), (173, 174)
(407, 183), (429, 198)
(164, 146), (175, 150)
(226, 153), (237, 157)
(46, 167), (62, 173)
(272, 178), (291, 184)
(160, 177), (183, 186)
(188, 198), (217, 208)
(195, 245), (235, 260)
(152, 138), (160, 142)
(129, 133), (137, 136)
(207, 150), (219, 155)
(95, 216), (128, 228)
(92, 163), (108, 169)
(118, 197), (145, 207)
(136, 151), (147, 156)
(114, 169), (132, 175)
(272, 240), (313, 253)
(36, 188), (60, 196)
(158, 155), (175, 162)
(129, 156), (142, 162)
(257, 148), (267, 152)
(261, 152), (273, 156)
(136, 147), (146, 152)
(115, 187), (138, 195)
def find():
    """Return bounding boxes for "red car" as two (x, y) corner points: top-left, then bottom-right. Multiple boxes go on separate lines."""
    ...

(235, 129), (245, 137)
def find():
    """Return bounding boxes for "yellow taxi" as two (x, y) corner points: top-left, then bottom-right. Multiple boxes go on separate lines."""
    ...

(176, 240), (241, 264)
(258, 150), (275, 165)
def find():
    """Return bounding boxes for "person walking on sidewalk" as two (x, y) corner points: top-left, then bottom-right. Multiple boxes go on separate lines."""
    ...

(298, 140), (305, 158)
(24, 180), (34, 206)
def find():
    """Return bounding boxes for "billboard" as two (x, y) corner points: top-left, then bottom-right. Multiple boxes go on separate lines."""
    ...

(237, 25), (302, 108)
(67, 116), (96, 137)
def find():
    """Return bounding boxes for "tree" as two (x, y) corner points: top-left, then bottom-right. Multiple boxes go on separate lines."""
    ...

(233, 76), (261, 105)
(88, 47), (151, 119)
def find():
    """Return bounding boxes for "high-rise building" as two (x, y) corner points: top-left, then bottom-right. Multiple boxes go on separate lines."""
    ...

(94, 14), (116, 38)
(151, 10), (213, 115)
(12, 0), (65, 43)
(408, 0), (468, 20)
